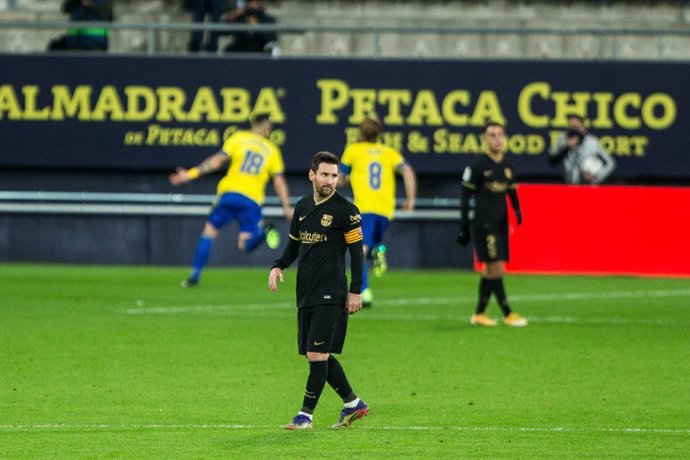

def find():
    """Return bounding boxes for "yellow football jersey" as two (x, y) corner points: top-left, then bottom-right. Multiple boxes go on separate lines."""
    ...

(216, 130), (284, 205)
(341, 142), (405, 219)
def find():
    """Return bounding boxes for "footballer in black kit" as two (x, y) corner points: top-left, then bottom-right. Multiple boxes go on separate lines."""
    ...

(460, 153), (519, 262)
(272, 190), (364, 354)
(457, 122), (528, 327)
(269, 151), (369, 430)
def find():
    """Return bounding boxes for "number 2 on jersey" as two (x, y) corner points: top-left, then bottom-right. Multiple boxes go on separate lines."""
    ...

(369, 162), (382, 190)
(240, 150), (264, 175)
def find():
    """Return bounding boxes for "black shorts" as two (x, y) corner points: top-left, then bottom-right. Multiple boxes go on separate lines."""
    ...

(471, 221), (509, 262)
(297, 304), (348, 355)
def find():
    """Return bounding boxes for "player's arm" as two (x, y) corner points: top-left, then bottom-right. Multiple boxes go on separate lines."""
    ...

(508, 187), (522, 225)
(268, 237), (299, 292)
(169, 151), (228, 186)
(338, 162), (352, 188)
(271, 173), (294, 221)
(344, 210), (364, 314)
(269, 211), (300, 292)
(457, 166), (476, 246)
(396, 162), (417, 211)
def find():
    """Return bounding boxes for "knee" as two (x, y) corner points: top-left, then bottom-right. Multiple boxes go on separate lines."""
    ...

(306, 352), (329, 362)
(237, 232), (251, 251)
(202, 223), (218, 239)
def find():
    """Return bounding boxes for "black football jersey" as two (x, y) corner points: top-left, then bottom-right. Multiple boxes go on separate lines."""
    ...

(274, 191), (363, 308)
(461, 154), (518, 226)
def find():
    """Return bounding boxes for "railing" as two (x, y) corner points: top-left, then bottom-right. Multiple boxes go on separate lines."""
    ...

(2, 19), (690, 59)
(0, 191), (460, 220)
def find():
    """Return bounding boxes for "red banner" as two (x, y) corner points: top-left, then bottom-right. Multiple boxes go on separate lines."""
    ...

(502, 184), (690, 277)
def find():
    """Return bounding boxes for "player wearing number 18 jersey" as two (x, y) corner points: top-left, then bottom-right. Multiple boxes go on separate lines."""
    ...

(339, 116), (417, 306)
(169, 113), (293, 287)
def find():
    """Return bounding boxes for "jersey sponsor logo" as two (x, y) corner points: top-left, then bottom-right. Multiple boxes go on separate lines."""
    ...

(321, 214), (333, 227)
(299, 215), (307, 221)
(299, 231), (328, 243)
(485, 181), (509, 193)
(313, 341), (326, 346)
(323, 295), (331, 299)
(349, 213), (362, 223)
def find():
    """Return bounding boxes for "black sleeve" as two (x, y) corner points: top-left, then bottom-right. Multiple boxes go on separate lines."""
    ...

(459, 165), (477, 230)
(341, 202), (363, 294)
(272, 237), (299, 270)
(348, 240), (363, 294)
(508, 188), (521, 215)
(460, 184), (472, 229)
(271, 204), (300, 269)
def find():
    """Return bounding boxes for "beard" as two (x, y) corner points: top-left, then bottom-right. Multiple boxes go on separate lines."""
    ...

(314, 183), (335, 199)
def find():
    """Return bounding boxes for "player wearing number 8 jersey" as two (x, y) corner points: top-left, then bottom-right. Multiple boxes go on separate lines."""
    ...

(339, 116), (417, 306)
(169, 113), (293, 287)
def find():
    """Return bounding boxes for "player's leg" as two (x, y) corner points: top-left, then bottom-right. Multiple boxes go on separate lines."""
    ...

(182, 194), (236, 287)
(327, 307), (368, 429)
(469, 228), (498, 326)
(370, 216), (390, 277)
(286, 306), (334, 430)
(359, 215), (376, 307)
(488, 225), (527, 326)
(235, 196), (279, 252)
(183, 223), (220, 287)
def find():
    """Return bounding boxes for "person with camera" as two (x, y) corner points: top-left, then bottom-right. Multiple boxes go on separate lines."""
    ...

(223, 0), (278, 53)
(549, 114), (616, 185)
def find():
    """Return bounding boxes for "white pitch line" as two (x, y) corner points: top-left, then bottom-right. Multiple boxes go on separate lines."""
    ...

(121, 287), (690, 325)
(122, 287), (690, 316)
(0, 423), (688, 435)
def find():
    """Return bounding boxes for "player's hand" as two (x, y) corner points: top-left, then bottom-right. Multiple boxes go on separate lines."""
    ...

(268, 268), (284, 292)
(284, 206), (294, 222)
(515, 210), (523, 226)
(169, 167), (189, 186)
(400, 199), (415, 212)
(346, 292), (362, 315)
(456, 227), (470, 246)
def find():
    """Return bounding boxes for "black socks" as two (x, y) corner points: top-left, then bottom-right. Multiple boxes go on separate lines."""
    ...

(300, 360), (328, 414)
(476, 277), (512, 316)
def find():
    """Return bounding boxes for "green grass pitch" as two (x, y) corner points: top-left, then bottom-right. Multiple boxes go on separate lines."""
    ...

(1, 264), (689, 458)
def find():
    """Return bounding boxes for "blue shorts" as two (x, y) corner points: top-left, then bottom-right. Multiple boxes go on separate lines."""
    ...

(207, 193), (262, 233)
(361, 213), (390, 250)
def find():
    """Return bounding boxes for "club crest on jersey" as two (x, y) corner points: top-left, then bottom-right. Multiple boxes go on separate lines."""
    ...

(505, 168), (513, 179)
(321, 214), (333, 227)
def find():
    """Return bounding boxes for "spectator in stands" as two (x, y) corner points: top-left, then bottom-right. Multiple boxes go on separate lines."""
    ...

(186, 0), (226, 52)
(223, 0), (278, 53)
(47, 0), (113, 51)
(548, 115), (616, 185)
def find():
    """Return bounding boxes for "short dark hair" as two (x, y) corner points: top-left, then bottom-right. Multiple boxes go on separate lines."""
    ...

(250, 112), (271, 124)
(311, 151), (339, 172)
(567, 114), (586, 123)
(483, 121), (505, 133)
(360, 116), (382, 142)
